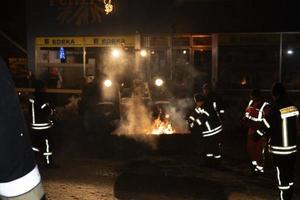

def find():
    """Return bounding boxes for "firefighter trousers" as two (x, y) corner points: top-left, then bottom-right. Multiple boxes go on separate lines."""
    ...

(272, 153), (296, 200)
(204, 133), (222, 160)
(31, 128), (53, 166)
(247, 131), (266, 172)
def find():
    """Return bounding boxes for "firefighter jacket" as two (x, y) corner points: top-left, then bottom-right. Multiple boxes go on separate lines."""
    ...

(261, 97), (299, 155)
(29, 92), (53, 130)
(244, 98), (270, 135)
(0, 57), (41, 197)
(188, 103), (223, 138)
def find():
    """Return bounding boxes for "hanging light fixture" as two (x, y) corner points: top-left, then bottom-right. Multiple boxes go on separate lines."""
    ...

(103, 0), (113, 15)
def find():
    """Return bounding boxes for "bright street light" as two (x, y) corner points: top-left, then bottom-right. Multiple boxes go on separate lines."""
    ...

(155, 78), (164, 87)
(104, 79), (112, 88)
(111, 49), (121, 58)
(140, 49), (147, 57)
(287, 50), (294, 55)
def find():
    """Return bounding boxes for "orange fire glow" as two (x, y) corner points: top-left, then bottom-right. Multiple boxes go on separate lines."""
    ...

(149, 114), (175, 135)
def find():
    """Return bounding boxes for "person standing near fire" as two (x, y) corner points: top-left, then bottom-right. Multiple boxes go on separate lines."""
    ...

(188, 93), (223, 166)
(29, 80), (56, 167)
(0, 57), (46, 200)
(259, 83), (298, 200)
(243, 89), (270, 176)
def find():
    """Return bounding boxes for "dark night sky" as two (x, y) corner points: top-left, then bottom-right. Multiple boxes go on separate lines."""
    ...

(1, 0), (300, 51)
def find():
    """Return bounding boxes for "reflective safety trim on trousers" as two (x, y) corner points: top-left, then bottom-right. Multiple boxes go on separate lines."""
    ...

(220, 110), (225, 114)
(214, 155), (222, 159)
(0, 165), (41, 197)
(31, 123), (51, 127)
(255, 165), (264, 172)
(256, 130), (264, 136)
(31, 125), (52, 130)
(276, 167), (282, 186)
(270, 150), (297, 155)
(203, 125), (222, 134)
(270, 145), (297, 150)
(32, 147), (40, 152)
(252, 161), (258, 166)
(289, 182), (294, 186)
(43, 152), (53, 156)
(203, 128), (223, 137)
(45, 139), (50, 164)
(206, 154), (214, 157)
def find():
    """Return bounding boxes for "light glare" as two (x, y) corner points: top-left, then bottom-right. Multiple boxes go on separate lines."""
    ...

(140, 50), (147, 57)
(104, 79), (112, 87)
(287, 50), (294, 55)
(155, 78), (164, 87)
(111, 49), (121, 58)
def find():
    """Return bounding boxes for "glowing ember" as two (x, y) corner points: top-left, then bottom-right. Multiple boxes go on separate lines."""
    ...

(149, 115), (175, 135)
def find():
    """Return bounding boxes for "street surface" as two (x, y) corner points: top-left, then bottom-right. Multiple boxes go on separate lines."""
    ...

(37, 110), (300, 200)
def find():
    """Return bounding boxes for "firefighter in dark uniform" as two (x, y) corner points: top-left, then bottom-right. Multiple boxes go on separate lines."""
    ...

(243, 89), (270, 175)
(0, 57), (46, 200)
(259, 83), (298, 200)
(29, 80), (55, 167)
(188, 93), (223, 166)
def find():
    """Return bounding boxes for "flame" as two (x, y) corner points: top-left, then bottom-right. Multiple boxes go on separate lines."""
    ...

(149, 115), (175, 135)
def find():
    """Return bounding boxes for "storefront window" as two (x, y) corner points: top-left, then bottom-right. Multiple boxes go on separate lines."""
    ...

(193, 49), (211, 92)
(282, 33), (300, 89)
(149, 49), (170, 80)
(218, 34), (279, 90)
(36, 47), (84, 89)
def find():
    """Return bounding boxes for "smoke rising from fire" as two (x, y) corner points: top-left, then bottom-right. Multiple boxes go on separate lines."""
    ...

(98, 49), (199, 148)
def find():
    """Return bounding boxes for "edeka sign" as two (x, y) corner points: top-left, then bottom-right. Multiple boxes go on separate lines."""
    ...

(85, 36), (135, 47)
(48, 0), (105, 25)
(36, 37), (84, 47)
(35, 36), (135, 47)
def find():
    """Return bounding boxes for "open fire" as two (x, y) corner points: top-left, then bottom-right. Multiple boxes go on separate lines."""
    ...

(148, 114), (175, 135)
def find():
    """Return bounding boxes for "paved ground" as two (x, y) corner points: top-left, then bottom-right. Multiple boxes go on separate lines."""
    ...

(41, 154), (300, 200)
(37, 110), (300, 200)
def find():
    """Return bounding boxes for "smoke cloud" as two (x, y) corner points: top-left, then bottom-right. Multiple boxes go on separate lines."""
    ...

(98, 49), (197, 148)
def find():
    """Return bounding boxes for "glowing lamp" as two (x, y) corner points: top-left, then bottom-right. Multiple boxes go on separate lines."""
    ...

(140, 49), (147, 57)
(104, 79), (112, 87)
(111, 49), (121, 58)
(287, 50), (294, 55)
(155, 78), (164, 87)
